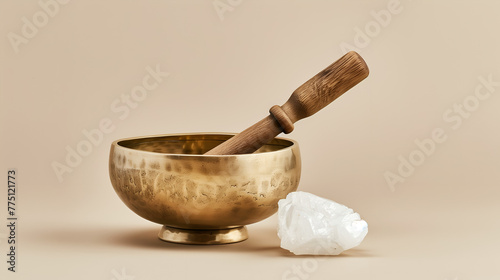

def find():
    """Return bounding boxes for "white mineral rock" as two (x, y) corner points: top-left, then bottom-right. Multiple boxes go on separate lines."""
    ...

(277, 191), (368, 255)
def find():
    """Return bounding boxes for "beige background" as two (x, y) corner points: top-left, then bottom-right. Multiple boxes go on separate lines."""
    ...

(1, 0), (500, 279)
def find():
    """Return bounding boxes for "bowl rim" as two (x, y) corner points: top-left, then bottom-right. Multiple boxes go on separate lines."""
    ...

(111, 132), (299, 157)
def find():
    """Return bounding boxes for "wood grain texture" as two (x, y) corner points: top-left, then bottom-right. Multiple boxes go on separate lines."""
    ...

(205, 51), (369, 155)
(205, 115), (283, 155)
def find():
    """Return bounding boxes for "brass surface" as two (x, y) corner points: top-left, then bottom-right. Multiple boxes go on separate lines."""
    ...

(109, 133), (301, 244)
(158, 226), (248, 245)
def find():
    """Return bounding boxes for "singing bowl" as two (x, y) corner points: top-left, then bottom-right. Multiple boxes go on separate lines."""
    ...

(109, 133), (301, 244)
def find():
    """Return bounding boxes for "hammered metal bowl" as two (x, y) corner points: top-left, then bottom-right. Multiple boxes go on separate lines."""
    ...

(109, 133), (301, 244)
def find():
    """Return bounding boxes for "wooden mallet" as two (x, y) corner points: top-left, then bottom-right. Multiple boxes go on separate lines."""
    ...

(205, 51), (369, 155)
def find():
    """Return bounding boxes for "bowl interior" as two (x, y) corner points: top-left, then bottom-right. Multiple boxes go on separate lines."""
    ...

(117, 133), (294, 155)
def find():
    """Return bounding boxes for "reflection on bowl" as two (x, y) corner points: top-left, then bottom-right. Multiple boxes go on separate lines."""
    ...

(109, 133), (301, 244)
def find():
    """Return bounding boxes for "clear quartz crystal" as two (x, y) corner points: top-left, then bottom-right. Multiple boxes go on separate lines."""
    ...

(277, 191), (368, 255)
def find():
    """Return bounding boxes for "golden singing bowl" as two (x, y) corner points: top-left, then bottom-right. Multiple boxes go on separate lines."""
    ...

(109, 133), (301, 244)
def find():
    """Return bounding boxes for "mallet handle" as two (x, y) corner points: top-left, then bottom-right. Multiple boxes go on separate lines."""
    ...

(205, 51), (369, 155)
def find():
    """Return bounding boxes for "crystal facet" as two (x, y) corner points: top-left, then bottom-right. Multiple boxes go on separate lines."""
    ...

(277, 191), (368, 255)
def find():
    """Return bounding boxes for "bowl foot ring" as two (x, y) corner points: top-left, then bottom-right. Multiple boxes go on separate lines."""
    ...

(158, 225), (248, 245)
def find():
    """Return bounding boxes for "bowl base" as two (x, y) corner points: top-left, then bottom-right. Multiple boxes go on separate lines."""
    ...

(158, 225), (248, 245)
